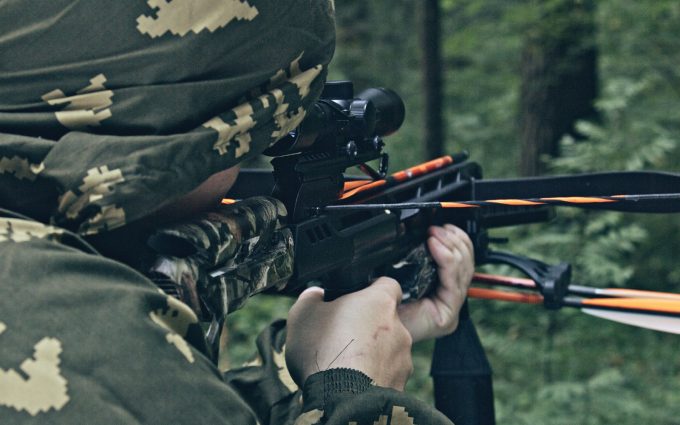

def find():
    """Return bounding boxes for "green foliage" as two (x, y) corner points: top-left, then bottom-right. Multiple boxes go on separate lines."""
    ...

(405, 340), (436, 399)
(329, 0), (423, 170)
(478, 2), (680, 421)
(554, 77), (678, 173)
(224, 295), (293, 367)
(224, 1), (680, 423)
(440, 0), (526, 177)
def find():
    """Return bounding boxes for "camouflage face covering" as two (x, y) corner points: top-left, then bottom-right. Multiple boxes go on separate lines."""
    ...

(0, 0), (335, 235)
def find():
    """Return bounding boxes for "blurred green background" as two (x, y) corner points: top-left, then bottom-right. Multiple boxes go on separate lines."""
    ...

(229, 1), (680, 423)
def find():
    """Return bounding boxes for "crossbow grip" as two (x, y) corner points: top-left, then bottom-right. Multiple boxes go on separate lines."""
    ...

(431, 301), (496, 425)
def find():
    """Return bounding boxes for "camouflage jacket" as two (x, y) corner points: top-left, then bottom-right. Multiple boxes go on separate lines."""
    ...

(0, 2), (453, 424)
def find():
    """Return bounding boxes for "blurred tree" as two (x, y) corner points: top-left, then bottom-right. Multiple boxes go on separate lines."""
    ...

(421, 0), (445, 158)
(331, 1), (372, 89)
(518, 0), (598, 176)
(439, 0), (525, 177)
(332, 0), (424, 169)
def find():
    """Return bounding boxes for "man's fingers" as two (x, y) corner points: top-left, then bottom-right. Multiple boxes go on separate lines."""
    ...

(429, 226), (457, 254)
(398, 224), (474, 343)
(428, 226), (450, 248)
(438, 224), (473, 253)
(427, 226), (473, 300)
(427, 235), (455, 266)
(444, 223), (474, 254)
(428, 232), (465, 270)
(429, 225), (474, 263)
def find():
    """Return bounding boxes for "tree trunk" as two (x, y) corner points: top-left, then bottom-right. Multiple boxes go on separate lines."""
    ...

(421, 0), (445, 159)
(519, 0), (598, 176)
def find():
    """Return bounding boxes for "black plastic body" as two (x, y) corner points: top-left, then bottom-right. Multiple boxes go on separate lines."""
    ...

(227, 159), (556, 299)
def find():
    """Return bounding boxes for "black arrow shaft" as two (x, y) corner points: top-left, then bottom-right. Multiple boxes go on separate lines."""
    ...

(318, 193), (680, 212)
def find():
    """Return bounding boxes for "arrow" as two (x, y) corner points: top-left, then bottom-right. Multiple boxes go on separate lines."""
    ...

(340, 154), (466, 200)
(468, 287), (543, 304)
(579, 309), (680, 334)
(220, 155), (464, 206)
(470, 273), (680, 334)
(318, 193), (680, 213)
(566, 297), (680, 334)
(472, 272), (680, 301)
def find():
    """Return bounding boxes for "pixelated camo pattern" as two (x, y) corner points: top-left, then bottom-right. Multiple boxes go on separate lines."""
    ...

(0, 218), (64, 244)
(0, 217), (256, 423)
(147, 196), (293, 319)
(0, 0), (334, 236)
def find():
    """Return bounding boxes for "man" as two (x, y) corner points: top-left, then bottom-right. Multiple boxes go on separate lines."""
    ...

(0, 1), (473, 423)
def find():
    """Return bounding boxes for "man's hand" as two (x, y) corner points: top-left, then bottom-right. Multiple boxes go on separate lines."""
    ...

(286, 278), (413, 390)
(398, 224), (474, 343)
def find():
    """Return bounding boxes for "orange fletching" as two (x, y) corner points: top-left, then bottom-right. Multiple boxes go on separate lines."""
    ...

(343, 180), (373, 191)
(340, 155), (454, 200)
(541, 196), (616, 204)
(488, 199), (544, 206)
(440, 202), (478, 208)
(340, 180), (387, 200)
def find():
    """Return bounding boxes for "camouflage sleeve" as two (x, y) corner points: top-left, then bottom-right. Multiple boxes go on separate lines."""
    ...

(0, 217), (260, 423)
(226, 322), (455, 425)
(147, 196), (294, 319)
(297, 369), (454, 425)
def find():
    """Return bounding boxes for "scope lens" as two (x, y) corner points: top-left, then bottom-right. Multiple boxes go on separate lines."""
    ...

(262, 85), (406, 156)
(356, 87), (406, 136)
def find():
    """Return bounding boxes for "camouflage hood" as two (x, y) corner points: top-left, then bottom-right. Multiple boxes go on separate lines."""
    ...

(0, 0), (335, 235)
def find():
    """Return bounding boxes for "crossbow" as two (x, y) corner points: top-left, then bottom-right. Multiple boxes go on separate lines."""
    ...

(225, 80), (680, 318)
(160, 81), (680, 425)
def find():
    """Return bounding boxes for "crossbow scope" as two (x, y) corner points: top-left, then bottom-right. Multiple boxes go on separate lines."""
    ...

(263, 80), (405, 157)
(264, 81), (406, 220)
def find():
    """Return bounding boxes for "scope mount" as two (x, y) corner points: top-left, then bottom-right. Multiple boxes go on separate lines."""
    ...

(270, 81), (403, 222)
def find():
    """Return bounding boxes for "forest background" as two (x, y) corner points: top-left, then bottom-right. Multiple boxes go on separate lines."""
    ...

(227, 1), (680, 424)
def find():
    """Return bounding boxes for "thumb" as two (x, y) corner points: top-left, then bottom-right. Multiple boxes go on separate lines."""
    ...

(297, 286), (325, 303)
(368, 276), (404, 306)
